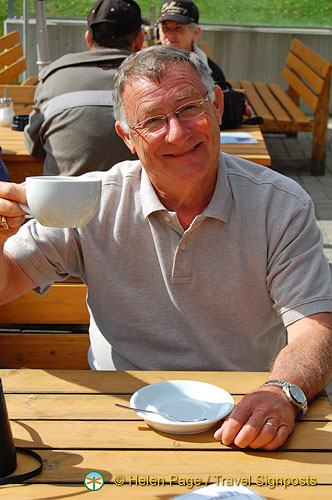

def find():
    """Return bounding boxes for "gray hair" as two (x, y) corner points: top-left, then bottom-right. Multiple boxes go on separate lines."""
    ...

(113, 45), (216, 133)
(189, 22), (199, 31)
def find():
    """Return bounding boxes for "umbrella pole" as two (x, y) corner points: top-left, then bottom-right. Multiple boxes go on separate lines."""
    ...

(23, 0), (29, 81)
(35, 0), (51, 72)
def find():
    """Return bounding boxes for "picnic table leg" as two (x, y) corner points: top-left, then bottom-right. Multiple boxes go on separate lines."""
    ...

(310, 80), (330, 176)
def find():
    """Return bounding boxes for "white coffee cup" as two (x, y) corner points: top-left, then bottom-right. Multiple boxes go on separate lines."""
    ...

(20, 176), (102, 228)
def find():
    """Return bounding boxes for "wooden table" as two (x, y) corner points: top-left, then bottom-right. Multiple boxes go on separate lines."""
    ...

(0, 124), (271, 184)
(221, 124), (271, 166)
(1, 369), (331, 499)
(0, 125), (43, 183)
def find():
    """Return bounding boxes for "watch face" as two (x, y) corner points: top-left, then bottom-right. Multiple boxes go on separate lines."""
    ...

(289, 385), (305, 404)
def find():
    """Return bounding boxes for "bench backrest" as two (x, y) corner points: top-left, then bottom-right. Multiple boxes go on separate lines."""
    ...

(0, 278), (90, 369)
(0, 332), (90, 369)
(0, 31), (26, 84)
(0, 279), (89, 325)
(282, 37), (332, 113)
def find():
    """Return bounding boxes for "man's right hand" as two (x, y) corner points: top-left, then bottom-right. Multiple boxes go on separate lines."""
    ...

(0, 181), (27, 242)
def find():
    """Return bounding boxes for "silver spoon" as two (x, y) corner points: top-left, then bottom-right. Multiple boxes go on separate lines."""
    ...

(115, 403), (207, 422)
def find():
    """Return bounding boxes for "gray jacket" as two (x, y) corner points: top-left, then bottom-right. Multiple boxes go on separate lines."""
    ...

(24, 49), (136, 176)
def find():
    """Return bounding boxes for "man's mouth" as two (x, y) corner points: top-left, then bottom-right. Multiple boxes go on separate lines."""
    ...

(164, 143), (200, 157)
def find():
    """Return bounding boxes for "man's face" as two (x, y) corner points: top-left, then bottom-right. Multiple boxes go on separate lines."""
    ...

(116, 62), (223, 193)
(159, 20), (201, 52)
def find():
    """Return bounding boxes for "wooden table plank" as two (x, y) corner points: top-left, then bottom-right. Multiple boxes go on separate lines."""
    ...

(10, 419), (332, 451)
(0, 483), (331, 500)
(0, 369), (276, 395)
(221, 124), (271, 166)
(6, 393), (331, 421)
(6, 449), (331, 483)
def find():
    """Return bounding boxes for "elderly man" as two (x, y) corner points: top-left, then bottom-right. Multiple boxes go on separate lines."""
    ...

(24, 0), (146, 176)
(0, 46), (332, 451)
(158, 0), (227, 89)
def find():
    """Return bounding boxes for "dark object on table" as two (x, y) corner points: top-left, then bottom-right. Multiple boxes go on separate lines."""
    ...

(12, 114), (29, 131)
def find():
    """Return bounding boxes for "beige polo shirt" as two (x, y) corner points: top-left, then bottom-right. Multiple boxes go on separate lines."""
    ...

(5, 154), (332, 370)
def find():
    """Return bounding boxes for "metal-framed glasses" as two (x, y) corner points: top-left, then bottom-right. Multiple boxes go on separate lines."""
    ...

(127, 92), (210, 134)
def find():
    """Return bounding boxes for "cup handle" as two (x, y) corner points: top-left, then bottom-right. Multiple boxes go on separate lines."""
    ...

(18, 202), (32, 215)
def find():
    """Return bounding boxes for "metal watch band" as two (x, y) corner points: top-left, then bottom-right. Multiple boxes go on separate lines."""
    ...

(263, 379), (308, 418)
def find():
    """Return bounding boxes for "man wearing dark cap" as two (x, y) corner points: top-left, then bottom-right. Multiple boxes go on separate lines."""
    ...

(158, 0), (227, 90)
(24, 0), (147, 176)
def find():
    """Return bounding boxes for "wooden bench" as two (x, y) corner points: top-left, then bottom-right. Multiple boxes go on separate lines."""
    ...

(229, 38), (332, 175)
(0, 277), (90, 369)
(0, 31), (26, 84)
(0, 31), (38, 114)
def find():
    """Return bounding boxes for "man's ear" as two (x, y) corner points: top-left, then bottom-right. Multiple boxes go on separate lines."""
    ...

(213, 84), (224, 126)
(85, 30), (92, 48)
(132, 29), (145, 52)
(115, 122), (136, 154)
(192, 26), (202, 43)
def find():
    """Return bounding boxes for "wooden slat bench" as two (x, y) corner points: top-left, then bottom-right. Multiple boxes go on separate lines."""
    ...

(0, 30), (38, 86)
(0, 31), (38, 114)
(0, 277), (90, 369)
(0, 31), (26, 84)
(229, 38), (332, 175)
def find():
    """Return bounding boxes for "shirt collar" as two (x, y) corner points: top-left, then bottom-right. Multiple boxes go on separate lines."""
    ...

(202, 153), (233, 223)
(141, 167), (166, 218)
(140, 153), (233, 223)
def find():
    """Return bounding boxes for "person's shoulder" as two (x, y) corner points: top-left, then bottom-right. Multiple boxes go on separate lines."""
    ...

(223, 153), (311, 204)
(207, 57), (226, 85)
(39, 50), (93, 80)
(81, 160), (142, 187)
(39, 49), (130, 81)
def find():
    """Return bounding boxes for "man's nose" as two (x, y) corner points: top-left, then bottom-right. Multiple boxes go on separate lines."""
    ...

(167, 30), (177, 39)
(165, 115), (190, 143)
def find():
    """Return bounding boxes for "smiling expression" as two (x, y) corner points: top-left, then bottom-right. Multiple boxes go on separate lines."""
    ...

(116, 62), (223, 196)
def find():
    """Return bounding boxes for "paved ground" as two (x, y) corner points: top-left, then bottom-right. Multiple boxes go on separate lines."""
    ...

(264, 122), (332, 272)
(263, 120), (332, 401)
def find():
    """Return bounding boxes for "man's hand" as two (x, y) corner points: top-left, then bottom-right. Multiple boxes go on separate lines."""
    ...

(0, 181), (27, 242)
(214, 387), (296, 450)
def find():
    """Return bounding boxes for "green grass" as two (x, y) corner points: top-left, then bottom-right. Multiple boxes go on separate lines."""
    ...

(1, 0), (331, 37)
(0, 0), (7, 36)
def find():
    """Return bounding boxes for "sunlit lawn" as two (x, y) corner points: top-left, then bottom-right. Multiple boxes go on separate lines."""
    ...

(1, 0), (331, 36)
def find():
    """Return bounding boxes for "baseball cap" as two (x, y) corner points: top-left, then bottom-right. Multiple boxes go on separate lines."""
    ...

(88, 0), (150, 35)
(158, 0), (199, 25)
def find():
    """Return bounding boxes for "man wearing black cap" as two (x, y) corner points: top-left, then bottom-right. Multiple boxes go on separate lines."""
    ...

(158, 0), (227, 90)
(24, 0), (147, 176)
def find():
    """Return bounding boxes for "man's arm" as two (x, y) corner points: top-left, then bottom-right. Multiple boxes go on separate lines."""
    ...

(214, 312), (332, 450)
(24, 107), (46, 158)
(0, 181), (37, 303)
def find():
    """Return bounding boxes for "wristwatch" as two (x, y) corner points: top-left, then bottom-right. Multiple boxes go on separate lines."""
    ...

(263, 379), (308, 419)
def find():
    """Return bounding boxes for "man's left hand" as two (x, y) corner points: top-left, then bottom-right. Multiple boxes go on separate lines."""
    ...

(214, 388), (296, 450)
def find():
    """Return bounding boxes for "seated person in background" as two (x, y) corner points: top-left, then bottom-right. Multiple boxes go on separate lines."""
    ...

(158, 0), (227, 89)
(24, 0), (146, 176)
(1, 46), (332, 451)
(0, 147), (9, 181)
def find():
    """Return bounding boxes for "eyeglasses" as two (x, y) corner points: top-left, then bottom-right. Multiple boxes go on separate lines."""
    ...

(127, 92), (210, 134)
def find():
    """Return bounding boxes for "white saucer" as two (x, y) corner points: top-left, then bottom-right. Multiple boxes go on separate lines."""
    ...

(130, 380), (234, 434)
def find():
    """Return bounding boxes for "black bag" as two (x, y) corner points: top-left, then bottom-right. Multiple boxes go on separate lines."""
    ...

(220, 82), (245, 130)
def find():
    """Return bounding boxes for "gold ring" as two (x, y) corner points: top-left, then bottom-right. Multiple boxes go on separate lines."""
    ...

(265, 421), (278, 430)
(1, 216), (9, 230)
